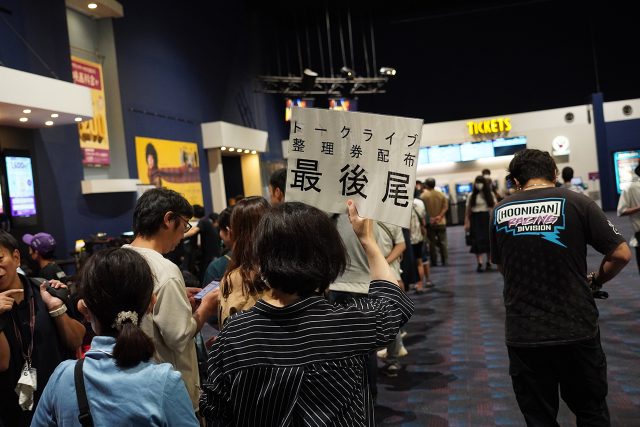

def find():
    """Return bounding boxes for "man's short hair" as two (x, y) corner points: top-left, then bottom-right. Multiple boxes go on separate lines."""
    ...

(218, 206), (234, 231)
(506, 149), (558, 187)
(254, 202), (346, 298)
(269, 167), (287, 196)
(0, 230), (19, 253)
(561, 166), (574, 183)
(481, 168), (491, 176)
(193, 205), (205, 218)
(133, 188), (193, 237)
(424, 178), (436, 189)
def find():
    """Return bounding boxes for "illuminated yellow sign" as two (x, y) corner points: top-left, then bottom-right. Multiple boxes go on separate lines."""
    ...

(467, 117), (512, 135)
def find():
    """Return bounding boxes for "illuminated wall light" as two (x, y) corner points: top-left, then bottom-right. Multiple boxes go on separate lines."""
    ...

(19, 117), (28, 123)
(51, 113), (59, 118)
(220, 146), (227, 151)
(228, 148), (235, 152)
(244, 149), (250, 154)
(23, 109), (31, 114)
(87, 3), (98, 9)
(45, 120), (54, 126)
(251, 150), (257, 154)
(74, 117), (83, 122)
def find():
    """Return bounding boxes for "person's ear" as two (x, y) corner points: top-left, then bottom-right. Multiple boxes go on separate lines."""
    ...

(162, 211), (174, 229)
(77, 299), (92, 322)
(12, 248), (20, 265)
(275, 188), (285, 203)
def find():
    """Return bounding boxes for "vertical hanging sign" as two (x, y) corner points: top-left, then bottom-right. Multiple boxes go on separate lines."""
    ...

(286, 107), (423, 228)
(71, 56), (110, 166)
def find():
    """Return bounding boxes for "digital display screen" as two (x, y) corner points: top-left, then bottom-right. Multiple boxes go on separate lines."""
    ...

(0, 184), (3, 215)
(493, 136), (527, 157)
(436, 184), (450, 196)
(328, 98), (357, 111)
(5, 156), (37, 217)
(427, 144), (461, 163)
(418, 147), (429, 165)
(456, 183), (473, 194)
(460, 141), (495, 162)
(613, 150), (640, 194)
(285, 98), (314, 122)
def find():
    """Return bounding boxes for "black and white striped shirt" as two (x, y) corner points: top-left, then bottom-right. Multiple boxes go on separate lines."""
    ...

(200, 280), (414, 426)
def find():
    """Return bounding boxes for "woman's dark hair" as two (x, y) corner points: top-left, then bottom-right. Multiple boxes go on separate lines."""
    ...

(145, 143), (158, 167)
(218, 206), (233, 231)
(222, 196), (270, 298)
(79, 247), (155, 368)
(255, 202), (347, 297)
(269, 167), (287, 195)
(133, 188), (193, 237)
(193, 204), (205, 218)
(506, 149), (558, 188)
(469, 175), (495, 208)
(0, 230), (19, 253)
(561, 166), (574, 183)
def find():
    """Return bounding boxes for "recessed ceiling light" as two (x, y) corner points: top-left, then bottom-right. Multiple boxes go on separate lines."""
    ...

(45, 120), (54, 126)
(19, 117), (28, 123)
(251, 150), (257, 154)
(221, 146), (227, 151)
(23, 109), (31, 114)
(51, 113), (59, 118)
(244, 149), (250, 154)
(74, 117), (83, 122)
(87, 3), (98, 9)
(228, 148), (235, 152)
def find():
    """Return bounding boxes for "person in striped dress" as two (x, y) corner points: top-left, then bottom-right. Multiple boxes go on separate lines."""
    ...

(200, 201), (414, 426)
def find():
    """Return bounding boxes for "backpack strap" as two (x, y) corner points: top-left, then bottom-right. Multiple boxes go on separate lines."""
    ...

(74, 358), (94, 427)
(377, 222), (395, 245)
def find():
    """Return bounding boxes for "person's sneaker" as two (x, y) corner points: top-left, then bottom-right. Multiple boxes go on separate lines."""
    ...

(380, 363), (401, 377)
(400, 330), (408, 339)
(376, 348), (388, 359)
(377, 345), (408, 359)
(397, 345), (408, 357)
(485, 262), (492, 271)
(477, 263), (484, 273)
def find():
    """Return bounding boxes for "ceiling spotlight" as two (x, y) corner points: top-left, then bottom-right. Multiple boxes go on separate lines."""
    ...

(251, 150), (257, 154)
(379, 67), (397, 76)
(74, 117), (83, 122)
(228, 148), (235, 152)
(340, 66), (355, 80)
(45, 120), (54, 126)
(302, 68), (318, 92)
(221, 146), (227, 151)
(51, 113), (59, 118)
(87, 3), (98, 9)
(244, 149), (250, 154)
(23, 109), (31, 114)
(19, 117), (28, 123)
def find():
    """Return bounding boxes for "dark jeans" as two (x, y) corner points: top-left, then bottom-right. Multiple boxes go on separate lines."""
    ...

(327, 290), (378, 400)
(427, 224), (448, 265)
(508, 333), (609, 427)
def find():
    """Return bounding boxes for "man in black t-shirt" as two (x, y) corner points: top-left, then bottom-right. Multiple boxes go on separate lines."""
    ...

(184, 205), (220, 280)
(22, 232), (66, 281)
(490, 149), (631, 427)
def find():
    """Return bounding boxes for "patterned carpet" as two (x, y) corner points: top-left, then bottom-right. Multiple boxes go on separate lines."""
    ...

(375, 212), (640, 426)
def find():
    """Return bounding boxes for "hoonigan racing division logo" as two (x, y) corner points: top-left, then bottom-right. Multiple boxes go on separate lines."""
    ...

(494, 198), (566, 247)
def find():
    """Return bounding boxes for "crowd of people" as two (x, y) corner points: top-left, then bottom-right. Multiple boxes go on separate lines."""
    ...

(0, 150), (636, 426)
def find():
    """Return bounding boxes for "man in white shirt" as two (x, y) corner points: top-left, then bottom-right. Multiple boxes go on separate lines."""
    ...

(123, 188), (219, 411)
(617, 165), (640, 273)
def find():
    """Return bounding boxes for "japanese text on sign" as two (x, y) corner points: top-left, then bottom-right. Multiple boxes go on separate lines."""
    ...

(286, 107), (423, 228)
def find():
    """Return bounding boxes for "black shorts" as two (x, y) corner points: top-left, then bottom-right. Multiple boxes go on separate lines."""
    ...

(412, 242), (424, 261)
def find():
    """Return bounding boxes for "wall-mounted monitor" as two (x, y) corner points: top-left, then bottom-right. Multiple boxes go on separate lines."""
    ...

(285, 98), (313, 122)
(613, 149), (640, 194)
(493, 136), (527, 157)
(428, 144), (461, 163)
(418, 147), (429, 165)
(328, 98), (357, 111)
(456, 182), (473, 195)
(435, 184), (450, 196)
(4, 155), (37, 221)
(0, 184), (4, 215)
(460, 141), (494, 161)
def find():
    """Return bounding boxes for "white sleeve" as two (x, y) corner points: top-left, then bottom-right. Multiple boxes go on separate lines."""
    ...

(617, 190), (628, 216)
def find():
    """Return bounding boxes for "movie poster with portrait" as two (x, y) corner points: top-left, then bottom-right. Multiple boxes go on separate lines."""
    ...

(71, 56), (110, 166)
(135, 136), (204, 206)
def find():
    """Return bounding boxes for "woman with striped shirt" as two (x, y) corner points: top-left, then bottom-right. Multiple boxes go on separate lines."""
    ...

(200, 200), (414, 426)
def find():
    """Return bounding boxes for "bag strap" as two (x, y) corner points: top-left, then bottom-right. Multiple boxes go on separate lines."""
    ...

(74, 358), (94, 427)
(377, 222), (395, 245)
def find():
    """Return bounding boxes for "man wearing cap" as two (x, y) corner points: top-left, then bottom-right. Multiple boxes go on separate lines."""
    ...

(22, 233), (66, 281)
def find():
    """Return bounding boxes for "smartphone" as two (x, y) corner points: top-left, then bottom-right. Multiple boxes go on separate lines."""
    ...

(195, 280), (220, 300)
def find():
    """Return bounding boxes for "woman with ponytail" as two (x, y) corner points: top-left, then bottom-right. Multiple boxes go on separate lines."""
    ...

(31, 248), (198, 426)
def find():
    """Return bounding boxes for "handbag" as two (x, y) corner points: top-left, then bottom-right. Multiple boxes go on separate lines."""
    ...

(74, 358), (94, 426)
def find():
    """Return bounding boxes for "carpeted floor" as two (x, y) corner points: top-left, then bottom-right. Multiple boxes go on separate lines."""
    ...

(375, 212), (640, 426)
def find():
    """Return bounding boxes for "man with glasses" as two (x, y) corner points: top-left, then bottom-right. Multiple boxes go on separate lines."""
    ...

(123, 188), (219, 415)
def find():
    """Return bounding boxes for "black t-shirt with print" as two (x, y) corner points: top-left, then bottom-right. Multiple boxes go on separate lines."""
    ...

(490, 187), (625, 347)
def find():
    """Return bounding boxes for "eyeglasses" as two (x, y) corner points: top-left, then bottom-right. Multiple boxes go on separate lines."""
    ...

(178, 215), (193, 233)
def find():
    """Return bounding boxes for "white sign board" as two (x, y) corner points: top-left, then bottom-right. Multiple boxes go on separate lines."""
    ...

(286, 107), (424, 228)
